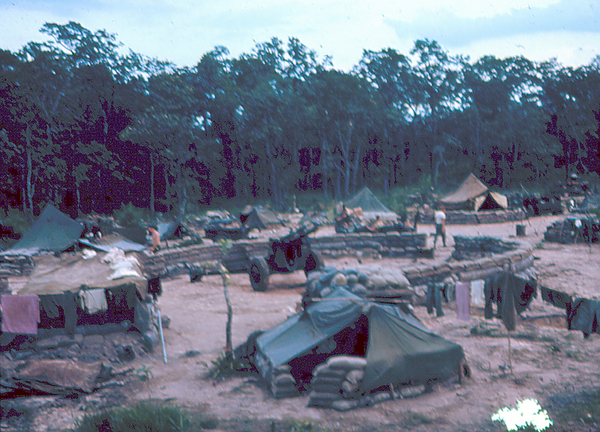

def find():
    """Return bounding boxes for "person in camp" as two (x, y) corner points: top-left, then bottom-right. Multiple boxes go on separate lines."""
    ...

(367, 216), (384, 232)
(147, 225), (161, 253)
(433, 205), (446, 248)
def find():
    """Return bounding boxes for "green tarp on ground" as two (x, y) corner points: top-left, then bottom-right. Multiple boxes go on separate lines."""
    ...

(255, 287), (463, 393)
(2, 205), (83, 256)
(344, 187), (398, 220)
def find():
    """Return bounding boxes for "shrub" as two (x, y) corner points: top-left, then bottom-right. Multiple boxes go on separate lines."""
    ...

(113, 203), (151, 228)
(74, 402), (217, 432)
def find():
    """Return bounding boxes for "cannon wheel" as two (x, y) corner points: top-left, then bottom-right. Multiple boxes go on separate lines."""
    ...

(249, 257), (270, 292)
(304, 251), (323, 275)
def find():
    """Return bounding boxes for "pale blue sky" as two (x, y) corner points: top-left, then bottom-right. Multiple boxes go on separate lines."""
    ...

(1, 0), (599, 70)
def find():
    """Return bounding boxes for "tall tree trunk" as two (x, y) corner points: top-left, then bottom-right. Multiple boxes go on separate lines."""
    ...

(76, 183), (81, 216)
(25, 125), (34, 223)
(150, 154), (155, 220)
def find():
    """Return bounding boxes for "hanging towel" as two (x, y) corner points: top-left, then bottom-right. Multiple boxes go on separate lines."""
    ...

(78, 289), (108, 314)
(470, 279), (485, 306)
(456, 282), (470, 321)
(1, 294), (40, 334)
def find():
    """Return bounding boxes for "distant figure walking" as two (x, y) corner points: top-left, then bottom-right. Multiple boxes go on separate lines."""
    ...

(147, 226), (161, 253)
(433, 205), (446, 248)
(413, 207), (421, 232)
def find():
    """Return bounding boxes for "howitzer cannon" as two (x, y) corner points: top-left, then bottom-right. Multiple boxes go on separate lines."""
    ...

(248, 223), (323, 292)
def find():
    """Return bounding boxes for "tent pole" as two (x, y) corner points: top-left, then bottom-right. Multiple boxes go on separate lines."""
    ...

(507, 332), (512, 374)
(158, 308), (167, 364)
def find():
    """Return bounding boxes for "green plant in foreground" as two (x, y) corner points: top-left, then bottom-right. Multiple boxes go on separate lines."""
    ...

(136, 364), (154, 398)
(492, 398), (553, 431)
(74, 402), (217, 432)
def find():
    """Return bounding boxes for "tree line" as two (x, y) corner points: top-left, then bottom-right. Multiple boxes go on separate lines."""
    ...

(1, 22), (599, 222)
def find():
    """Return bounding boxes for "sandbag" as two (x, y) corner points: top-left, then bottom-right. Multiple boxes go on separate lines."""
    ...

(331, 399), (360, 411)
(311, 376), (346, 386)
(326, 356), (367, 370)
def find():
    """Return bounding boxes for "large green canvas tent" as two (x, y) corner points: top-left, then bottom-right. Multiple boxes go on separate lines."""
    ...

(344, 187), (398, 220)
(2, 205), (84, 256)
(253, 287), (463, 393)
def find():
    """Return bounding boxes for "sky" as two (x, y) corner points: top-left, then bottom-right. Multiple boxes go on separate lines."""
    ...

(1, 0), (599, 71)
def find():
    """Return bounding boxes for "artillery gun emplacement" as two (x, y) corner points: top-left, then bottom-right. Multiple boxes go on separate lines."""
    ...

(248, 223), (323, 292)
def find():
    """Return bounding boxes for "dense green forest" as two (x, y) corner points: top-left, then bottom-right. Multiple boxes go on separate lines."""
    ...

(1, 22), (599, 222)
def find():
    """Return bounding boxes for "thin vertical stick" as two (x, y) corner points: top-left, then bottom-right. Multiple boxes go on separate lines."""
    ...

(507, 332), (512, 374)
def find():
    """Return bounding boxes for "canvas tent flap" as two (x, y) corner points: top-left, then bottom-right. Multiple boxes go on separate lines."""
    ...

(2, 205), (83, 256)
(344, 187), (398, 220)
(256, 288), (364, 367)
(254, 287), (463, 394)
(17, 251), (148, 297)
(360, 304), (464, 391)
(439, 173), (489, 205)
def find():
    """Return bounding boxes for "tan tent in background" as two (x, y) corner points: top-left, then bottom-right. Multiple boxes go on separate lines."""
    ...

(439, 173), (507, 211)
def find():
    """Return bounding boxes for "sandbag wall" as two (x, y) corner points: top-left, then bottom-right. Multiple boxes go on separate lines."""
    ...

(143, 233), (429, 277)
(420, 209), (526, 225)
(0, 255), (34, 277)
(308, 355), (367, 410)
(311, 233), (427, 259)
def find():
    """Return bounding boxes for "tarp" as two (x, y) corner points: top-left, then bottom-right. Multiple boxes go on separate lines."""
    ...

(255, 287), (463, 393)
(17, 251), (147, 296)
(344, 187), (398, 220)
(241, 206), (283, 230)
(79, 234), (146, 253)
(2, 205), (83, 256)
(439, 174), (507, 211)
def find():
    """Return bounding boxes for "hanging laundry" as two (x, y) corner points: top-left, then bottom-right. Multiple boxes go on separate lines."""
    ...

(540, 286), (572, 310)
(484, 273), (537, 331)
(470, 279), (485, 307)
(1, 294), (40, 335)
(78, 289), (108, 314)
(567, 298), (600, 338)
(456, 282), (470, 321)
(426, 283), (444, 317)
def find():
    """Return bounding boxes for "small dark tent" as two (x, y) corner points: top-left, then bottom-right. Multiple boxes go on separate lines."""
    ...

(1, 205), (84, 256)
(157, 221), (188, 240)
(252, 287), (463, 393)
(439, 173), (507, 211)
(344, 187), (398, 220)
(241, 206), (283, 230)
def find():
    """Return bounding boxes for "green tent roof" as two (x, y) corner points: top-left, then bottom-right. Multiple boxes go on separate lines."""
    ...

(2, 205), (83, 256)
(255, 287), (463, 393)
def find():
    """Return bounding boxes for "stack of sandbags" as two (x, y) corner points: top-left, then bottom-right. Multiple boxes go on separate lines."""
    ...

(269, 364), (300, 399)
(306, 266), (412, 301)
(308, 355), (366, 408)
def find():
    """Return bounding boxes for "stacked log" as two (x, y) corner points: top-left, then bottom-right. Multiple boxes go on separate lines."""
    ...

(308, 356), (366, 408)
